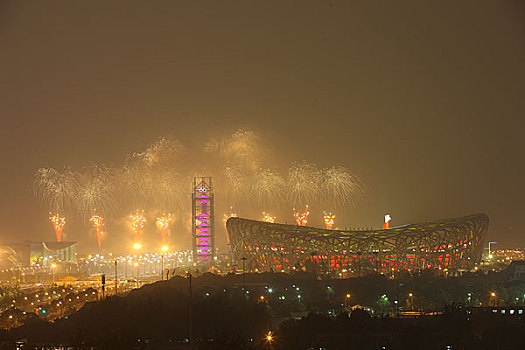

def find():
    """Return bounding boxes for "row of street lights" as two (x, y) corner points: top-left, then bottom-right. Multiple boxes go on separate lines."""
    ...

(132, 243), (170, 282)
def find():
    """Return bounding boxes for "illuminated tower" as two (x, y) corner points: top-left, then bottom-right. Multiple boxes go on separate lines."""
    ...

(192, 177), (215, 265)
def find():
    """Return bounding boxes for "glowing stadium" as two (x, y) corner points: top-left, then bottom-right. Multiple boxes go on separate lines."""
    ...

(226, 214), (489, 274)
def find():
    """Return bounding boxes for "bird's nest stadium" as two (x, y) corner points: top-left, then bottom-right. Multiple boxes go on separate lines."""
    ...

(226, 214), (488, 274)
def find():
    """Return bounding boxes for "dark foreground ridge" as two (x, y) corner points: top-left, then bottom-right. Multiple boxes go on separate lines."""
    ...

(1, 271), (524, 349)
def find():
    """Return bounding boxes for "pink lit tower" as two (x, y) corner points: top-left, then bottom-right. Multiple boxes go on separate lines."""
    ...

(192, 177), (215, 266)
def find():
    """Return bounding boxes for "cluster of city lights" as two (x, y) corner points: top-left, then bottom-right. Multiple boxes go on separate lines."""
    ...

(49, 213), (66, 242)
(293, 205), (310, 226)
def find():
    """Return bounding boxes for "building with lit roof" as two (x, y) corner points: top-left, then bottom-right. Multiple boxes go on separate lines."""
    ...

(0, 241), (77, 267)
(226, 214), (488, 274)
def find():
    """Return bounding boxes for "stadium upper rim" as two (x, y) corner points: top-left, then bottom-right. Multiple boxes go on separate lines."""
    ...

(226, 213), (489, 240)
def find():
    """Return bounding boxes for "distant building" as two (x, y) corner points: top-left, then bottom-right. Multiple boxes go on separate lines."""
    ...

(0, 241), (77, 267)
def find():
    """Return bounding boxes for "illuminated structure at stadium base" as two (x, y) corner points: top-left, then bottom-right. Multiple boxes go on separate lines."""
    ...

(192, 177), (215, 265)
(226, 214), (488, 274)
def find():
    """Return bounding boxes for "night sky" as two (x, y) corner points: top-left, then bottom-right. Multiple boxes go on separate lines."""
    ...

(1, 1), (524, 250)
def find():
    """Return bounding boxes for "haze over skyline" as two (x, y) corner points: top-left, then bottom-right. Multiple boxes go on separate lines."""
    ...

(1, 0), (524, 251)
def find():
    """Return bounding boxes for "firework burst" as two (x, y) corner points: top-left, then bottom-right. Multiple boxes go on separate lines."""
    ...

(321, 166), (365, 208)
(293, 205), (310, 226)
(222, 129), (261, 169)
(33, 129), (367, 250)
(253, 169), (285, 209)
(129, 210), (147, 242)
(224, 167), (251, 209)
(49, 212), (66, 242)
(323, 211), (336, 229)
(34, 168), (77, 213)
(287, 162), (322, 207)
(262, 212), (276, 223)
(156, 214), (174, 244)
(142, 136), (186, 167)
(76, 165), (117, 218)
(89, 214), (105, 250)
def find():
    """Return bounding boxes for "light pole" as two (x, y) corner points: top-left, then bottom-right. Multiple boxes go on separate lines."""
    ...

(161, 246), (169, 281)
(241, 256), (247, 291)
(265, 331), (274, 349)
(408, 292), (414, 311)
(134, 262), (139, 288)
(132, 243), (141, 287)
(187, 272), (192, 345)
(490, 292), (497, 307)
(114, 260), (118, 295)
(486, 241), (497, 259)
(51, 263), (57, 285)
(345, 294), (351, 310)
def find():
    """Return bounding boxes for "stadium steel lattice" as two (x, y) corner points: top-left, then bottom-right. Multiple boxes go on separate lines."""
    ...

(226, 214), (489, 274)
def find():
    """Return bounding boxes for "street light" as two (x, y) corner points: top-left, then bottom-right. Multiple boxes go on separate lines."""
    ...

(265, 331), (274, 348)
(408, 292), (414, 310)
(241, 256), (247, 291)
(50, 263), (57, 285)
(345, 294), (351, 309)
(134, 262), (139, 288)
(133, 243), (142, 250)
(490, 292), (497, 306)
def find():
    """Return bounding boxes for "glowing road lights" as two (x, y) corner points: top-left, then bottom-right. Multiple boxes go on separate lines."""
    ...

(156, 214), (174, 245)
(161, 245), (169, 252)
(323, 211), (335, 229)
(90, 214), (104, 250)
(49, 213), (66, 242)
(293, 205), (309, 226)
(133, 243), (142, 250)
